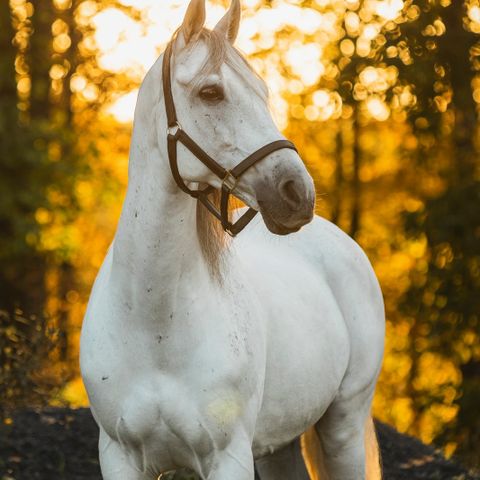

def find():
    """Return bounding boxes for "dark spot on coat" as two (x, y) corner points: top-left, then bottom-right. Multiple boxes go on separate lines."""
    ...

(101, 376), (109, 381)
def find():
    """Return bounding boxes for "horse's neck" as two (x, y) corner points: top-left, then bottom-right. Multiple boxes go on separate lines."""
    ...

(110, 118), (211, 324)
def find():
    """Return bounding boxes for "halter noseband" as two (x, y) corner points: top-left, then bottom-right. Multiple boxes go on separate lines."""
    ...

(162, 40), (298, 237)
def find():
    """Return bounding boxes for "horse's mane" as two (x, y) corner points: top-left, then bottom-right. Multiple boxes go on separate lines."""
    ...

(196, 190), (229, 281)
(171, 28), (267, 280)
(173, 27), (269, 100)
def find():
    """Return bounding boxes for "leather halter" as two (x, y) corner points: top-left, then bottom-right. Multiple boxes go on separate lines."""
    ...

(162, 40), (298, 237)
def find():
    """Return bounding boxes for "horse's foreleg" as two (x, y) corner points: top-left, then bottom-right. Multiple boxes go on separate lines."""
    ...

(99, 428), (154, 480)
(255, 437), (310, 480)
(313, 398), (381, 480)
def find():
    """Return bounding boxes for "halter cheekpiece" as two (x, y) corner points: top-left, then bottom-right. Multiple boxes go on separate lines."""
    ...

(162, 40), (298, 237)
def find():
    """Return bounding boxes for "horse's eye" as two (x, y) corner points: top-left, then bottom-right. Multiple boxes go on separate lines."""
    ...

(199, 85), (224, 102)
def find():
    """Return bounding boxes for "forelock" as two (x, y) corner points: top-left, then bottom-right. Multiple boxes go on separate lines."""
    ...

(174, 28), (268, 101)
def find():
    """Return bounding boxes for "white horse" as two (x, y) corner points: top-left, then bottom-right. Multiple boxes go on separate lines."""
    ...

(80, 1), (385, 479)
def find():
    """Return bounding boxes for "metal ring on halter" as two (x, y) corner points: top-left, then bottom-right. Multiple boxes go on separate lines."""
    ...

(222, 171), (237, 192)
(166, 121), (182, 136)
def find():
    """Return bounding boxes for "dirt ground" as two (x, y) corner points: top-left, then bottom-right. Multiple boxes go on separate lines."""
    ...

(0, 408), (478, 480)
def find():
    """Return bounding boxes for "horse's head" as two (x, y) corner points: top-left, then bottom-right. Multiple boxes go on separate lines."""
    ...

(160, 0), (315, 235)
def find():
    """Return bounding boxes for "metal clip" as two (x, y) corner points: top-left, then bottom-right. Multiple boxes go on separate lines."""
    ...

(166, 122), (181, 137)
(222, 171), (237, 192)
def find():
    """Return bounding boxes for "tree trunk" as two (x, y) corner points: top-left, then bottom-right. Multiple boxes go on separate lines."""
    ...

(439, 2), (478, 181)
(55, 0), (83, 125)
(0, 1), (18, 123)
(349, 110), (361, 238)
(29, 0), (55, 121)
(332, 121), (344, 226)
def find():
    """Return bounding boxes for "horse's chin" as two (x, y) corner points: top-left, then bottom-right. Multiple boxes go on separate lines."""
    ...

(259, 207), (309, 236)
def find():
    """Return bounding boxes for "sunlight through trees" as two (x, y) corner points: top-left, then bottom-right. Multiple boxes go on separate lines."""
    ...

(1, 0), (479, 467)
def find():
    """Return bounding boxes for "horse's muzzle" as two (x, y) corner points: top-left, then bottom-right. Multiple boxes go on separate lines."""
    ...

(255, 173), (315, 235)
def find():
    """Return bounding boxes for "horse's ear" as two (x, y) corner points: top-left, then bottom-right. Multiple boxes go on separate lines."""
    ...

(180, 0), (206, 45)
(214, 0), (241, 44)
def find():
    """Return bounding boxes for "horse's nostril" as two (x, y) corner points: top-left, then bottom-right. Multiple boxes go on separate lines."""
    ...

(279, 179), (302, 210)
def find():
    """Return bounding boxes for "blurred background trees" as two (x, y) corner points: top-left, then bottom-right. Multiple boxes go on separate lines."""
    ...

(1, 0), (127, 414)
(0, 0), (478, 468)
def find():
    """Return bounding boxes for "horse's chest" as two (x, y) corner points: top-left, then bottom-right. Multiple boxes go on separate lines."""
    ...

(86, 308), (264, 472)
(100, 364), (259, 473)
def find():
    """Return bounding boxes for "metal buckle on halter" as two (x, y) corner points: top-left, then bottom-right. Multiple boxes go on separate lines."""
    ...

(224, 226), (235, 238)
(222, 170), (237, 192)
(166, 121), (181, 137)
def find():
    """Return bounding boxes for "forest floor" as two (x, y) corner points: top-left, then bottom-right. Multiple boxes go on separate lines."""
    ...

(0, 408), (478, 480)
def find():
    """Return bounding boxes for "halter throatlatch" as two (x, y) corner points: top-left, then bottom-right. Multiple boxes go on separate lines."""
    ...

(162, 40), (298, 236)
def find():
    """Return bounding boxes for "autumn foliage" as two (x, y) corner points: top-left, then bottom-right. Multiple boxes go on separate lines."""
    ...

(0, 0), (479, 468)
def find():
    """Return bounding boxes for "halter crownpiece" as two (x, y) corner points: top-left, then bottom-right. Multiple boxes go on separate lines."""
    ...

(162, 40), (298, 237)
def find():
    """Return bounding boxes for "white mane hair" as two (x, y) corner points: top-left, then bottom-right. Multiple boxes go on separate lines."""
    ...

(196, 189), (229, 282)
(169, 28), (269, 279)
(173, 27), (269, 100)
